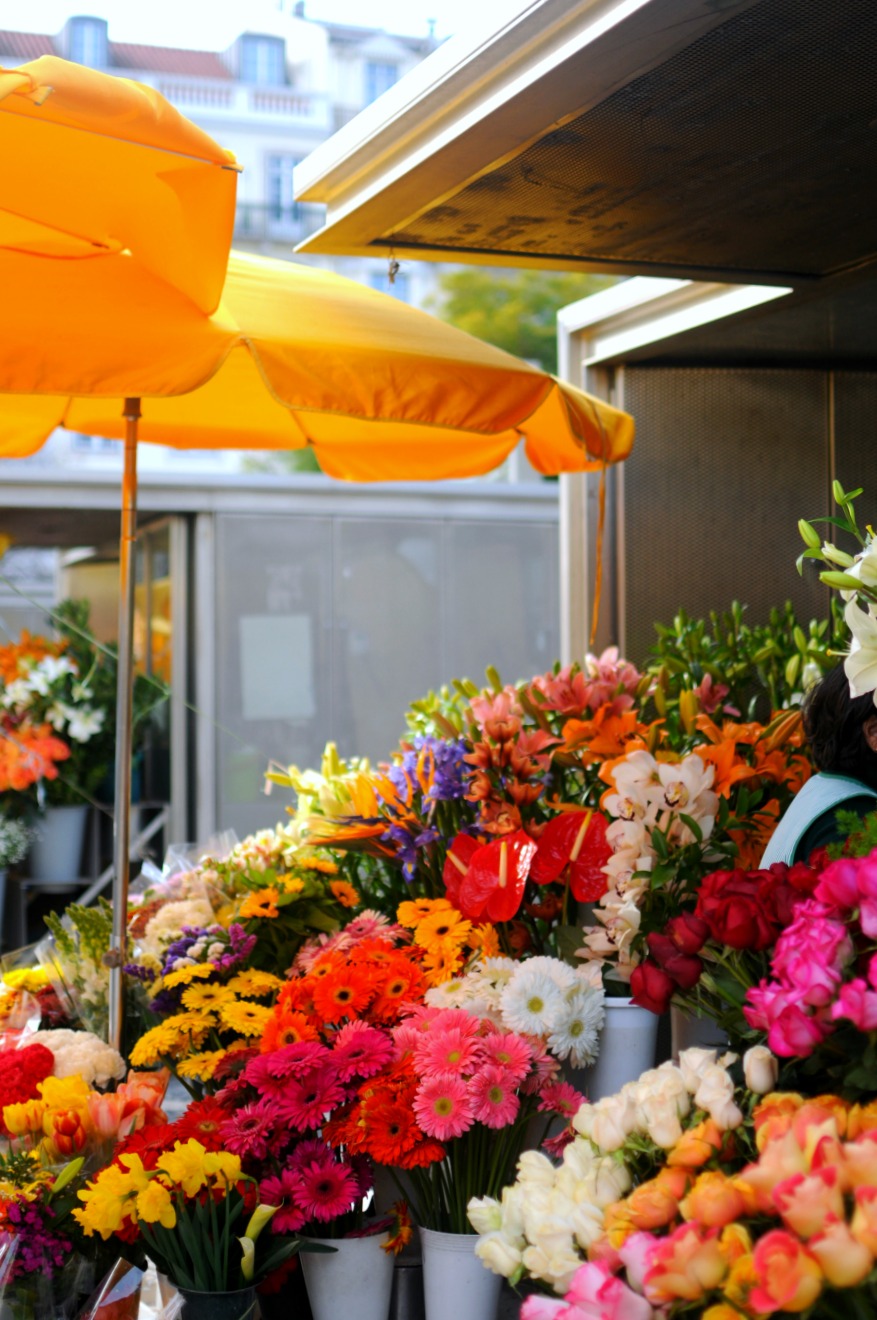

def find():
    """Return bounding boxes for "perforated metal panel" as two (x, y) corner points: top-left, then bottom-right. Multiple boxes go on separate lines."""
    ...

(386, 0), (877, 279)
(621, 368), (830, 664)
(833, 373), (877, 500)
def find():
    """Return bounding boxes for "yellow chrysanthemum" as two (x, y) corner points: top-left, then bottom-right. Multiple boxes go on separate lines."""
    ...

(329, 879), (360, 908)
(175, 1050), (227, 1082)
(226, 970), (284, 997)
(275, 874), (305, 895)
(239, 886), (280, 919)
(413, 908), (472, 953)
(181, 983), (236, 1012)
(130, 1023), (185, 1067)
(160, 963), (215, 991)
(397, 897), (451, 928)
(4, 967), (49, 992)
(219, 999), (272, 1036)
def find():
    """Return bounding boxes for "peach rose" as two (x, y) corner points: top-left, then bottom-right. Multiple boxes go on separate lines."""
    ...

(809, 1219), (873, 1287)
(851, 1185), (877, 1255)
(771, 1167), (845, 1239)
(738, 1129), (808, 1213)
(625, 1178), (683, 1232)
(750, 1230), (822, 1313)
(718, 1223), (753, 1266)
(667, 1118), (725, 1169)
(843, 1132), (877, 1190)
(846, 1099), (877, 1140)
(723, 1251), (759, 1313)
(680, 1171), (748, 1229)
(753, 1092), (804, 1151)
(643, 1223), (727, 1304)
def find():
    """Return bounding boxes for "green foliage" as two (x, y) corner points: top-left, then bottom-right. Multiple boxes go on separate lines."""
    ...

(644, 598), (846, 743)
(429, 269), (616, 374)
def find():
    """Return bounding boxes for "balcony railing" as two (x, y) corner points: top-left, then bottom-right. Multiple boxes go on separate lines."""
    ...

(134, 74), (333, 128)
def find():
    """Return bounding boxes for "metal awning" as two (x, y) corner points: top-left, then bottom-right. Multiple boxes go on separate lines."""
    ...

(296, 0), (877, 292)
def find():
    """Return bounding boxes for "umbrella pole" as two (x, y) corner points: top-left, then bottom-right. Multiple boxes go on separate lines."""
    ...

(107, 398), (140, 1053)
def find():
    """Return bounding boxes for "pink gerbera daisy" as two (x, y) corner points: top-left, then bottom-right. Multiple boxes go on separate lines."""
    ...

(469, 1065), (520, 1129)
(276, 1065), (347, 1131)
(538, 1080), (585, 1118)
(296, 1154), (359, 1222)
(521, 1039), (560, 1094)
(244, 1042), (330, 1093)
(415, 1027), (482, 1077)
(333, 1021), (393, 1081)
(429, 1008), (482, 1038)
(479, 1031), (532, 1082)
(413, 1075), (474, 1140)
(220, 1101), (277, 1159)
(259, 1168), (307, 1233)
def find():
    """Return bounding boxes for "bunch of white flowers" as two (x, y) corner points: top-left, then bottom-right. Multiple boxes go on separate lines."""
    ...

(578, 749), (719, 979)
(35, 1028), (126, 1088)
(469, 1047), (752, 1294)
(137, 896), (215, 963)
(0, 654), (106, 744)
(426, 955), (606, 1069)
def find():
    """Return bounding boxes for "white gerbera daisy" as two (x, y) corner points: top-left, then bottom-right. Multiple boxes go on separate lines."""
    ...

(500, 971), (564, 1036)
(548, 986), (605, 1067)
(513, 956), (577, 991)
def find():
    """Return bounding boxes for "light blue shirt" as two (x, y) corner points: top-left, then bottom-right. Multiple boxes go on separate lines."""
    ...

(759, 772), (877, 867)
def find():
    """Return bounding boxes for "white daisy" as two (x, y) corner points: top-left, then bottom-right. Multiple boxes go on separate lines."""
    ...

(500, 970), (564, 1036)
(548, 986), (605, 1067)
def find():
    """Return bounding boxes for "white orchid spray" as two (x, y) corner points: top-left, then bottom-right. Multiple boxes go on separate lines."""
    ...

(799, 480), (877, 703)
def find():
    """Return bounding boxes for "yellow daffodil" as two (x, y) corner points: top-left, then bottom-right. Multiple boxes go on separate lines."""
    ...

(203, 1150), (242, 1185)
(136, 1180), (176, 1228)
(156, 1140), (209, 1196)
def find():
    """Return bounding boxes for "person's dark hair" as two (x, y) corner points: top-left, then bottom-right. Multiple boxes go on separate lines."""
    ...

(802, 662), (877, 788)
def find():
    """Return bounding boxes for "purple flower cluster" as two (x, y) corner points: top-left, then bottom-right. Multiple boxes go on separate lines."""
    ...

(381, 737), (469, 881)
(148, 923), (258, 1014)
(2, 1202), (72, 1277)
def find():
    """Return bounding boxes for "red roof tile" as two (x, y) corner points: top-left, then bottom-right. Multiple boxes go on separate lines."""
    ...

(109, 42), (232, 78)
(0, 31), (56, 60)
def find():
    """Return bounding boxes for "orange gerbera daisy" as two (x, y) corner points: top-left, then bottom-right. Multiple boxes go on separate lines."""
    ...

(413, 908), (472, 952)
(363, 1099), (419, 1163)
(422, 945), (464, 985)
(329, 879), (360, 908)
(239, 887), (280, 920)
(260, 1008), (320, 1054)
(397, 898), (451, 928)
(469, 924), (500, 957)
(311, 967), (373, 1023)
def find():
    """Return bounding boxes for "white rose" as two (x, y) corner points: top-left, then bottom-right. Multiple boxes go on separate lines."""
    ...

(570, 1202), (606, 1249)
(499, 1185), (525, 1239)
(522, 1243), (582, 1294)
(639, 1096), (683, 1149)
(475, 1231), (523, 1277)
(589, 1092), (639, 1151)
(516, 1150), (558, 1187)
(694, 1063), (743, 1129)
(585, 1156), (632, 1208)
(743, 1046), (779, 1095)
(678, 1048), (718, 1092)
(467, 1196), (502, 1235)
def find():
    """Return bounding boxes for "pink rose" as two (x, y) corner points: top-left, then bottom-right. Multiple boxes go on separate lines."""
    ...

(771, 915), (851, 1006)
(832, 980), (877, 1031)
(766, 1003), (829, 1059)
(520, 1298), (570, 1320)
(566, 1261), (654, 1320)
(814, 857), (863, 912)
(744, 981), (795, 1032)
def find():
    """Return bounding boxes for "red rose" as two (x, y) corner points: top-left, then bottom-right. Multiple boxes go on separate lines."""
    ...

(646, 933), (703, 990)
(665, 913), (709, 955)
(630, 960), (676, 1014)
(695, 871), (775, 950)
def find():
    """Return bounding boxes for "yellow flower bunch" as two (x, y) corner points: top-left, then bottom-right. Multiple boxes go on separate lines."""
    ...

(74, 1138), (243, 1239)
(397, 898), (499, 984)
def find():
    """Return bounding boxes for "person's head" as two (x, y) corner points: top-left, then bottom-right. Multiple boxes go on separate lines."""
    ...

(802, 662), (877, 788)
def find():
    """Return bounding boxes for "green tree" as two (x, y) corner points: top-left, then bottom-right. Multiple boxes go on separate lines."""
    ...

(428, 268), (616, 374)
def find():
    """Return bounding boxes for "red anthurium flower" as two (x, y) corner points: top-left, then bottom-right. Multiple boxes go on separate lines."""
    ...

(457, 830), (537, 923)
(529, 810), (611, 902)
(442, 833), (481, 909)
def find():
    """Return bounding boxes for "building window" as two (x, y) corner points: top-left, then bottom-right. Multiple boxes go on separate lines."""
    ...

(368, 270), (411, 303)
(240, 35), (286, 85)
(364, 61), (399, 104)
(67, 17), (108, 68)
(266, 154), (302, 228)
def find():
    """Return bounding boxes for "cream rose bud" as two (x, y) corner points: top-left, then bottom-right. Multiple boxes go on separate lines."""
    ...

(570, 1201), (606, 1249)
(694, 1064), (743, 1129)
(678, 1047), (719, 1092)
(639, 1095), (683, 1149)
(589, 1093), (639, 1152)
(522, 1243), (582, 1293)
(561, 1139), (599, 1182)
(572, 1104), (596, 1139)
(517, 1150), (558, 1187)
(743, 1045), (779, 1095)
(476, 1231), (523, 1277)
(585, 1156), (632, 1208)
(468, 1196), (503, 1235)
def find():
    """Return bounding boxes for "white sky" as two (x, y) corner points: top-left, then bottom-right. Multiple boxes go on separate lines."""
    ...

(0, 0), (523, 45)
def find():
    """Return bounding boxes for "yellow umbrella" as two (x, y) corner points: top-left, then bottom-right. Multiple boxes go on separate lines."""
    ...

(0, 55), (239, 314)
(0, 248), (633, 1046)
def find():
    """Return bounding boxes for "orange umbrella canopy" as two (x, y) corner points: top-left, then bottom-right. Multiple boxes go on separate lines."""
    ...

(0, 250), (633, 479)
(0, 56), (239, 315)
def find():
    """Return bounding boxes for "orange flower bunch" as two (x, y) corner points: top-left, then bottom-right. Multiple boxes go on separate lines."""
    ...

(0, 721), (69, 792)
(0, 631), (65, 684)
(324, 1053), (445, 1171)
(397, 897), (499, 985)
(261, 935), (428, 1054)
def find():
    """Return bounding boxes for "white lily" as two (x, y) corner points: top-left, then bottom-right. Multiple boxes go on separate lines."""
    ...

(844, 598), (877, 701)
